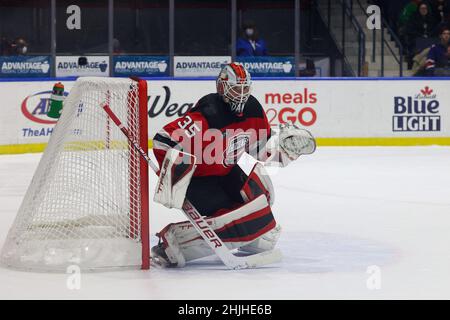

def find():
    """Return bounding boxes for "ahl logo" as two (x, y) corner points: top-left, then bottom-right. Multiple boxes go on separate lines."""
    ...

(393, 86), (440, 132)
(21, 90), (69, 124)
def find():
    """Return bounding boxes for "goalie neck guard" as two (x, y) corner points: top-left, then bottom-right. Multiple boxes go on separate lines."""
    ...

(216, 62), (252, 116)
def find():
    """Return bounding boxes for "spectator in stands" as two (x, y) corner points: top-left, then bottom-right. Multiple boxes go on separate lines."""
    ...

(405, 2), (438, 68)
(12, 37), (28, 55)
(1, 37), (28, 55)
(430, 0), (450, 24)
(236, 21), (267, 56)
(424, 26), (450, 75)
(407, 2), (438, 39)
(432, 41), (450, 75)
(399, 0), (422, 37)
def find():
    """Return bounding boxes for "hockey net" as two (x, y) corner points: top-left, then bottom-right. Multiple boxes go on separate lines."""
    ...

(0, 77), (149, 271)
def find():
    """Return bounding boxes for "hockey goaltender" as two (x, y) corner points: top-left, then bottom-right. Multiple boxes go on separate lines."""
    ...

(151, 62), (316, 268)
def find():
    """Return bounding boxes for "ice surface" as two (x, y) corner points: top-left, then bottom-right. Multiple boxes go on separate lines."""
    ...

(1, 147), (450, 299)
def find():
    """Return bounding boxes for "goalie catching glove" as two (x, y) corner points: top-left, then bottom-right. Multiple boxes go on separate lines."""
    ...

(154, 149), (197, 209)
(264, 122), (316, 167)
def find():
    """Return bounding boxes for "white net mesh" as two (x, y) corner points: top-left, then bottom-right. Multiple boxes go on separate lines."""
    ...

(0, 77), (149, 272)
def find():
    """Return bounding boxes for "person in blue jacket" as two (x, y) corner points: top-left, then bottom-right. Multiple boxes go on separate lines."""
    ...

(236, 21), (268, 56)
(425, 26), (450, 75)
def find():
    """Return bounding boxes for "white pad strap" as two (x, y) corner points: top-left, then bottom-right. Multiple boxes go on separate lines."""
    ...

(154, 148), (196, 209)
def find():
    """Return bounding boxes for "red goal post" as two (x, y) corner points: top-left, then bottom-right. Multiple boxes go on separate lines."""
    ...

(132, 78), (149, 270)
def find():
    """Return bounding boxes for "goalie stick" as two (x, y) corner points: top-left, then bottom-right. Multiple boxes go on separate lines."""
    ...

(102, 104), (282, 269)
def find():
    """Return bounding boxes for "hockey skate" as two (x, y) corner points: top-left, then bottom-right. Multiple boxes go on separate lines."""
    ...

(150, 242), (178, 268)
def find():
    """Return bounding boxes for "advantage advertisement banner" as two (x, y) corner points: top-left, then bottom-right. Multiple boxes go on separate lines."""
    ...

(174, 56), (231, 77)
(113, 56), (169, 77)
(0, 56), (51, 78)
(56, 56), (109, 77)
(235, 56), (295, 77)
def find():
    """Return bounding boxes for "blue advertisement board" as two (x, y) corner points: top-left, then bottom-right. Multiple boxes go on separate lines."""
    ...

(0, 56), (51, 78)
(235, 56), (295, 77)
(113, 55), (169, 77)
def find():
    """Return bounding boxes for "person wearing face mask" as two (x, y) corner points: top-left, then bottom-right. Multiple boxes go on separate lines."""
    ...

(236, 21), (267, 56)
(10, 37), (28, 55)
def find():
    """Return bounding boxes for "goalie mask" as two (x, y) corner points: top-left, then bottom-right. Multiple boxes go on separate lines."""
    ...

(217, 63), (252, 115)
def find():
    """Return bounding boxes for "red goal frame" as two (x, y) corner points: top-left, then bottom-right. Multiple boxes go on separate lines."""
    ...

(128, 78), (149, 270)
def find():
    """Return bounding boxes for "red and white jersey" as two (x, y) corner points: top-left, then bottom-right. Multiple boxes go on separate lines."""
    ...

(153, 93), (271, 177)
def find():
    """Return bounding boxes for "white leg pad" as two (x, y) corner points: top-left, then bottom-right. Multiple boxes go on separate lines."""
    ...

(238, 223), (282, 254)
(161, 225), (186, 267)
(157, 195), (279, 265)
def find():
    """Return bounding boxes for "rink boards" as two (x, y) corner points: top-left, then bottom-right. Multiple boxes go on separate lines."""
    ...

(0, 77), (449, 154)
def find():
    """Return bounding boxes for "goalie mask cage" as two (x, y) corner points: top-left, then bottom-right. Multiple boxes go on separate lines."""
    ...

(0, 77), (149, 272)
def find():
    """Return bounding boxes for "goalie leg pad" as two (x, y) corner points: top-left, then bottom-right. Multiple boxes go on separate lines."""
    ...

(240, 163), (275, 206)
(238, 223), (282, 254)
(151, 223), (186, 268)
(155, 195), (278, 265)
